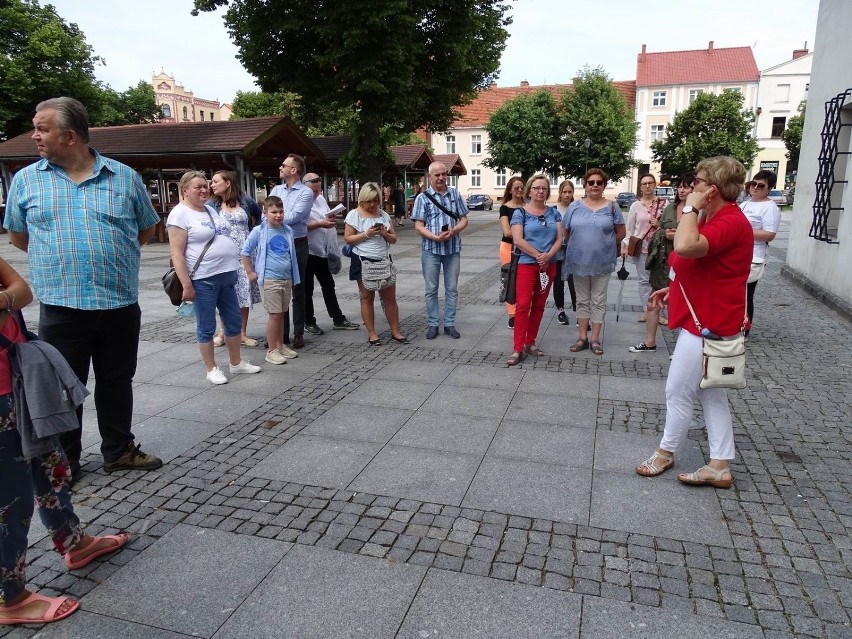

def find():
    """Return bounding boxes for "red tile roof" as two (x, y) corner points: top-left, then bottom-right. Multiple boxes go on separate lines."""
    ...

(433, 153), (467, 176)
(449, 81), (637, 128)
(636, 45), (759, 87)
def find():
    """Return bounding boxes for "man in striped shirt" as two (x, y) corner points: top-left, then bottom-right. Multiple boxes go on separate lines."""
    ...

(5, 97), (163, 481)
(411, 162), (469, 339)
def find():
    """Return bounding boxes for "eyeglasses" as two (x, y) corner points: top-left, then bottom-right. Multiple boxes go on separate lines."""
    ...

(749, 181), (768, 190)
(530, 186), (548, 191)
(692, 176), (710, 186)
(305, 178), (321, 183)
(640, 182), (655, 187)
(586, 180), (605, 187)
(280, 163), (295, 169)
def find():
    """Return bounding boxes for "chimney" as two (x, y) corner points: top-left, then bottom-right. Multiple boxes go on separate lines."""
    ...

(708, 41), (714, 53)
(792, 42), (809, 59)
(520, 80), (529, 88)
(639, 44), (646, 63)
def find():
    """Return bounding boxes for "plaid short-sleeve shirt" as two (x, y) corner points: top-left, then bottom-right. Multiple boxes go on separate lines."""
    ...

(4, 150), (159, 310)
(410, 186), (468, 255)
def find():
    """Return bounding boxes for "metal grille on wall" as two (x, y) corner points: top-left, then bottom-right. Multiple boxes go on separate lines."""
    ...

(810, 88), (852, 243)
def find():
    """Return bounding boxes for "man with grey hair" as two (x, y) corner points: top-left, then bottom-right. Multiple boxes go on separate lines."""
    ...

(4, 97), (163, 481)
(411, 161), (469, 339)
(302, 173), (359, 334)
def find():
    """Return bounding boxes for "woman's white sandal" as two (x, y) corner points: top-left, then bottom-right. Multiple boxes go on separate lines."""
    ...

(678, 465), (732, 489)
(635, 450), (674, 477)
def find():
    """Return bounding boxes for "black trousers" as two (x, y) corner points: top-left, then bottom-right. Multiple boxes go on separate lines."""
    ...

(746, 280), (758, 327)
(552, 266), (577, 312)
(305, 254), (345, 325)
(39, 303), (141, 463)
(285, 238), (310, 337)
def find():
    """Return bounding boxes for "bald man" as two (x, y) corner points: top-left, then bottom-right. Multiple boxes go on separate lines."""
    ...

(302, 173), (359, 334)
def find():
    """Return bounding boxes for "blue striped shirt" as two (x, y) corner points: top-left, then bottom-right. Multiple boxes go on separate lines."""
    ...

(411, 186), (468, 255)
(4, 150), (159, 310)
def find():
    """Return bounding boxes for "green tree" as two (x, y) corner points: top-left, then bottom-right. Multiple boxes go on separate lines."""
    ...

(231, 90), (299, 119)
(192, 0), (511, 183)
(483, 89), (561, 180)
(98, 81), (161, 127)
(556, 67), (638, 181)
(782, 100), (806, 171)
(0, 0), (105, 140)
(651, 91), (760, 179)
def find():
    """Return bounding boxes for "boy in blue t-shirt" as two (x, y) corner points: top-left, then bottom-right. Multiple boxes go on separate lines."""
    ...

(241, 196), (301, 365)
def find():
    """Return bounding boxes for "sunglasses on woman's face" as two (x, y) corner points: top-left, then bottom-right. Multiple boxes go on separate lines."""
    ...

(748, 182), (768, 190)
(586, 180), (605, 187)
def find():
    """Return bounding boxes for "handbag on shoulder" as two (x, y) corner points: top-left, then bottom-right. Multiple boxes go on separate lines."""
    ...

(162, 208), (217, 306)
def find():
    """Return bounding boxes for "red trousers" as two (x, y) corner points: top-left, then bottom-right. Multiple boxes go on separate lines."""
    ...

(513, 262), (556, 353)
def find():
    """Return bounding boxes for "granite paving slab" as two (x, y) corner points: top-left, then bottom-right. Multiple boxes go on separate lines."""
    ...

(592, 430), (706, 474)
(589, 471), (733, 546)
(504, 393), (598, 428)
(442, 363), (524, 391)
(130, 384), (208, 417)
(122, 415), (230, 463)
(302, 403), (414, 443)
(389, 411), (500, 455)
(82, 525), (291, 638)
(488, 421), (595, 467)
(212, 545), (425, 639)
(248, 435), (383, 487)
(349, 444), (482, 505)
(396, 569), (582, 639)
(339, 379), (438, 410)
(31, 610), (195, 639)
(518, 370), (600, 399)
(599, 376), (667, 405)
(418, 385), (512, 418)
(161, 389), (270, 424)
(370, 360), (456, 384)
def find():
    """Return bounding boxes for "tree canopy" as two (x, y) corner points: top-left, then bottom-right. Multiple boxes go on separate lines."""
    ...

(782, 100), (806, 172)
(193, 0), (511, 182)
(651, 91), (760, 179)
(556, 67), (638, 181)
(0, 0), (159, 140)
(483, 89), (561, 180)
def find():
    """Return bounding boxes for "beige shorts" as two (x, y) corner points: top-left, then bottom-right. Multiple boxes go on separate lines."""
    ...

(262, 279), (292, 314)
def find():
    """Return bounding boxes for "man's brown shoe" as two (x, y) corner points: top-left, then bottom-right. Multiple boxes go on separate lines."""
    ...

(103, 443), (163, 473)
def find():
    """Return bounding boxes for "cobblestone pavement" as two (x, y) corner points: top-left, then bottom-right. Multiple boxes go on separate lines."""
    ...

(2, 210), (851, 638)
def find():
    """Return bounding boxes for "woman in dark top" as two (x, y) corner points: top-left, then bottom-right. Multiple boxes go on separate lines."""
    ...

(499, 176), (526, 329)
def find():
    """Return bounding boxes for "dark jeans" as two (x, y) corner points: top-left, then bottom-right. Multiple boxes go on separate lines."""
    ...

(285, 238), (310, 337)
(746, 280), (758, 329)
(305, 254), (345, 325)
(552, 267), (577, 312)
(39, 303), (141, 463)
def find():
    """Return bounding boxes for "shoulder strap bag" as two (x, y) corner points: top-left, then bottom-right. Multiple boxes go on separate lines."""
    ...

(423, 191), (460, 221)
(162, 207), (217, 306)
(499, 211), (525, 304)
(679, 282), (748, 390)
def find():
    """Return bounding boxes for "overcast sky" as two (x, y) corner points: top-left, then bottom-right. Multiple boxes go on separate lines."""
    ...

(47, 0), (819, 104)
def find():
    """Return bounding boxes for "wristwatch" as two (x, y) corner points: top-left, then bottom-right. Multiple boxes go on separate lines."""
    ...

(682, 205), (697, 214)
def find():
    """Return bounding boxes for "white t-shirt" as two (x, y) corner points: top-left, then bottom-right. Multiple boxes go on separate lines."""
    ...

(344, 209), (392, 261)
(740, 199), (781, 261)
(166, 202), (240, 280)
(307, 194), (333, 258)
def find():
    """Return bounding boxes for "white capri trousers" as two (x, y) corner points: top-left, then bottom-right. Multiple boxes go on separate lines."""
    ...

(631, 253), (652, 310)
(573, 274), (609, 324)
(659, 330), (736, 461)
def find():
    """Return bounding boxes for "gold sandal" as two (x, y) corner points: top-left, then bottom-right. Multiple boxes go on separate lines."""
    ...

(635, 450), (674, 477)
(678, 465), (732, 489)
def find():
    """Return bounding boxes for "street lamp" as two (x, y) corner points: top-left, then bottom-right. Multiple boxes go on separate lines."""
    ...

(583, 138), (591, 176)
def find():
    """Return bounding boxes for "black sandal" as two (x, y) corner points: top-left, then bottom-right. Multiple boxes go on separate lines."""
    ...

(390, 335), (410, 344)
(368, 338), (382, 346)
(569, 338), (589, 353)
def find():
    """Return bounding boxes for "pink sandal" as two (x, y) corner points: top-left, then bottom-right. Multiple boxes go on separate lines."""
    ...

(0, 591), (79, 625)
(64, 533), (128, 570)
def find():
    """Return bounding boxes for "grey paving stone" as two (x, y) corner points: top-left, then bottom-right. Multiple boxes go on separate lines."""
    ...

(504, 393), (597, 428)
(164, 388), (270, 424)
(488, 421), (594, 467)
(215, 545), (425, 639)
(126, 415), (226, 463)
(590, 471), (732, 547)
(396, 569), (581, 638)
(418, 384), (512, 418)
(442, 363), (524, 391)
(580, 596), (765, 638)
(82, 524), (290, 637)
(518, 370), (601, 399)
(31, 610), (191, 639)
(593, 429), (706, 474)
(247, 434), (382, 488)
(339, 379), (438, 410)
(301, 403), (414, 443)
(598, 376), (666, 404)
(389, 411), (499, 455)
(372, 360), (456, 384)
(349, 445), (481, 505)
(462, 457), (592, 523)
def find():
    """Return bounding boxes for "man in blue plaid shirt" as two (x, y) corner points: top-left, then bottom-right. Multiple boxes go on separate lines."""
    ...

(5, 97), (163, 481)
(411, 162), (469, 339)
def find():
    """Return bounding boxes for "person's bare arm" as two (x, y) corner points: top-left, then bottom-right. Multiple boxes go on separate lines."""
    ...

(138, 224), (156, 246)
(167, 227), (195, 301)
(7, 231), (29, 252)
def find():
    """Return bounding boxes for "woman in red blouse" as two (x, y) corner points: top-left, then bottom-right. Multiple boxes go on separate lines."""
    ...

(635, 157), (753, 489)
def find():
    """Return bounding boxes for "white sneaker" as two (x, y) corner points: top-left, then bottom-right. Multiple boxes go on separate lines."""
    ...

(265, 349), (287, 365)
(277, 345), (298, 359)
(206, 367), (228, 385)
(229, 360), (261, 374)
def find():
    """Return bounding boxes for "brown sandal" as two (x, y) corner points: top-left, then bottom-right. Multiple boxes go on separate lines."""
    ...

(507, 352), (524, 367)
(569, 338), (589, 353)
(524, 344), (544, 357)
(591, 341), (604, 355)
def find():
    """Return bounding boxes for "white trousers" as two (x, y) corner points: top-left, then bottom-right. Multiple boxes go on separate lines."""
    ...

(659, 330), (736, 461)
(631, 253), (651, 310)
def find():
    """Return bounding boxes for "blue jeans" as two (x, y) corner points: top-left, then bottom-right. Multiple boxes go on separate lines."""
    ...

(421, 251), (460, 327)
(194, 270), (241, 343)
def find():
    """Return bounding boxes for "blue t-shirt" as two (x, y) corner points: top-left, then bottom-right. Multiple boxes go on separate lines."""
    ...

(510, 207), (562, 265)
(561, 200), (625, 277)
(264, 226), (293, 280)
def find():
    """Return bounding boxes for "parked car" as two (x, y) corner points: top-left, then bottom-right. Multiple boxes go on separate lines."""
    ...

(466, 194), (494, 210)
(615, 192), (637, 208)
(654, 186), (675, 203)
(785, 187), (795, 206)
(768, 189), (787, 207)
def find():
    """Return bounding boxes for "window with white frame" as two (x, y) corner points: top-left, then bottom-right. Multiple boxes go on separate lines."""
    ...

(471, 134), (482, 155)
(471, 169), (481, 187)
(652, 91), (667, 107)
(446, 135), (456, 154)
(650, 124), (665, 141)
(724, 87), (741, 94)
(688, 89), (703, 104)
(495, 169), (507, 187)
(161, 104), (171, 118)
(775, 84), (791, 103)
(447, 175), (458, 188)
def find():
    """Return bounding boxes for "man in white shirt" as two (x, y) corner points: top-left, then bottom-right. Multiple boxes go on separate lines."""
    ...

(302, 173), (359, 334)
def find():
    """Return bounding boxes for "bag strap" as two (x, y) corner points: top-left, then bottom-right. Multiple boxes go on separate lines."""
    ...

(679, 282), (749, 335)
(511, 210), (526, 256)
(423, 190), (460, 221)
(186, 207), (218, 279)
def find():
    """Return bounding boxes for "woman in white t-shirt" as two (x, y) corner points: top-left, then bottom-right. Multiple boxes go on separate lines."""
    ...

(167, 171), (261, 385)
(739, 170), (781, 337)
(344, 182), (408, 346)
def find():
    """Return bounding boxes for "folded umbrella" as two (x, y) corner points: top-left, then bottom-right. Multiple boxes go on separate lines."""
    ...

(616, 257), (630, 322)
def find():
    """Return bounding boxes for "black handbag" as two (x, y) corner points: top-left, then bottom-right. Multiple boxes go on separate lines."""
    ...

(162, 208), (217, 306)
(499, 250), (520, 304)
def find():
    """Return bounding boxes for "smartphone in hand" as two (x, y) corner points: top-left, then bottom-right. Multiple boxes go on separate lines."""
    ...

(441, 224), (449, 232)
(373, 223), (383, 230)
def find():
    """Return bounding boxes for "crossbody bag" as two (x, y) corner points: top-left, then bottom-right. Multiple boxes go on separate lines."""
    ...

(162, 206), (218, 306)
